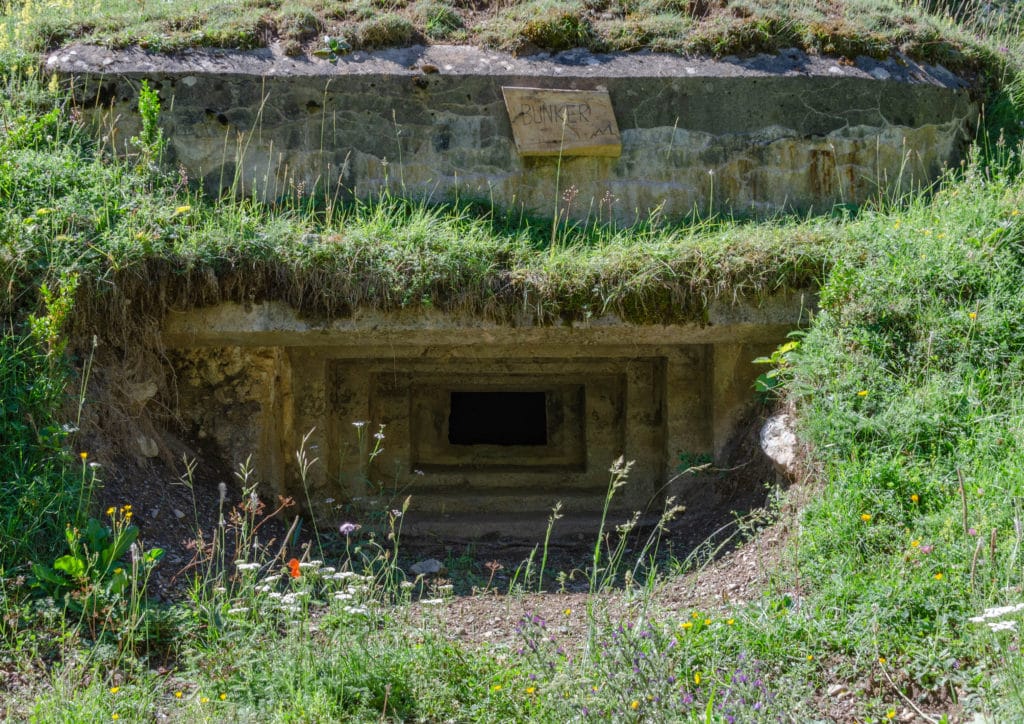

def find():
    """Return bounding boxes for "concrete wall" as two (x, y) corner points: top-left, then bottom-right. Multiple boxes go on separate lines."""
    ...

(50, 44), (976, 223)
(162, 297), (806, 532)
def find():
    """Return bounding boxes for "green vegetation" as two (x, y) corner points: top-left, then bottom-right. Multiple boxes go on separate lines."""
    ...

(4, 0), (1024, 721)
(0, 0), (1012, 77)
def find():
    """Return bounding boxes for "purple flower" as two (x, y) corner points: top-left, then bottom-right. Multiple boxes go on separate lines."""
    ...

(338, 522), (360, 535)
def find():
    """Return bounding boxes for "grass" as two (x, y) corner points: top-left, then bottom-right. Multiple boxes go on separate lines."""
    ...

(5, 0), (1024, 721)
(0, 0), (1013, 80)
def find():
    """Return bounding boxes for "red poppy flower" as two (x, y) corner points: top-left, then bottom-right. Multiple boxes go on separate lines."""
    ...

(287, 558), (301, 578)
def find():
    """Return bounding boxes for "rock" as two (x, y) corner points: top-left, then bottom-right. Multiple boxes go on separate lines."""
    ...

(173, 509), (186, 520)
(410, 558), (446, 576)
(760, 413), (799, 480)
(125, 380), (158, 404)
(137, 435), (159, 458)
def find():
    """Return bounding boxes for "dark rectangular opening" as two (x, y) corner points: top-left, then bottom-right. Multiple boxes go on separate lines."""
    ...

(448, 391), (548, 446)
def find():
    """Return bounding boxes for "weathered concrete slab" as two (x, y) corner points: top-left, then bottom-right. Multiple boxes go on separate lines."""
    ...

(49, 44), (976, 222)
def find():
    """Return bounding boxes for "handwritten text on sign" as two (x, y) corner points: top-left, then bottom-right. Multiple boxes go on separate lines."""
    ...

(502, 87), (621, 157)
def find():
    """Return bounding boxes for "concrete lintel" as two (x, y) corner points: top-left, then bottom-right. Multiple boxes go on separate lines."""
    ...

(162, 295), (814, 348)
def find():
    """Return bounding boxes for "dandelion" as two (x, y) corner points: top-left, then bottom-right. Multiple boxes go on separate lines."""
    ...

(107, 507), (116, 516)
(112, 715), (119, 721)
(526, 686), (536, 695)
(563, 608), (571, 616)
(287, 558), (301, 578)
(726, 618), (735, 625)
(879, 657), (887, 664)
(910, 540), (920, 548)
(694, 672), (702, 685)
(886, 710), (896, 720)
(680, 621), (693, 630)
(109, 687), (120, 694)
(933, 572), (943, 581)
(200, 696), (210, 703)
(969, 312), (977, 320)
(806, 654), (814, 661)
(630, 700), (639, 710)
(219, 693), (227, 701)
(173, 205), (191, 215)
(910, 494), (919, 503)
(704, 618), (712, 625)
(174, 691), (183, 699)
(857, 390), (869, 397)
(491, 685), (502, 692)
(80, 452), (88, 460)
(861, 513), (872, 522)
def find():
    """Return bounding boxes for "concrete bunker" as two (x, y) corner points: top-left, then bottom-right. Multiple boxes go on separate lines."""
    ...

(163, 295), (807, 536)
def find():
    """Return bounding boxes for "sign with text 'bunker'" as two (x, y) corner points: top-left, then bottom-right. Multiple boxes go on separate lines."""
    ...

(502, 87), (621, 157)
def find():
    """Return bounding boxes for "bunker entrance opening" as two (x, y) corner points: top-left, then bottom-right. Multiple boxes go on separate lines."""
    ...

(448, 391), (548, 446)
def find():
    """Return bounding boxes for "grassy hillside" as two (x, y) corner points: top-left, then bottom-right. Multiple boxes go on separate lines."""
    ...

(4, 0), (1024, 721)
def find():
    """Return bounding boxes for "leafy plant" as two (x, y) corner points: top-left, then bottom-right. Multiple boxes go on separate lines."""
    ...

(752, 331), (803, 397)
(31, 508), (163, 618)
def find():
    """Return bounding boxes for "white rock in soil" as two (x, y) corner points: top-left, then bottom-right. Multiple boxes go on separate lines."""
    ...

(410, 558), (446, 576)
(125, 380), (158, 404)
(137, 435), (159, 458)
(760, 413), (799, 480)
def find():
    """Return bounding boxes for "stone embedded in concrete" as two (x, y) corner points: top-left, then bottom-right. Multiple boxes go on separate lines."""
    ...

(50, 44), (976, 222)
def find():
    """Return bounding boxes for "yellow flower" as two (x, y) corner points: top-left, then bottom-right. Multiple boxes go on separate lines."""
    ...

(694, 672), (701, 685)
(112, 715), (119, 721)
(910, 540), (920, 548)
(857, 390), (869, 397)
(968, 312), (977, 320)
(1012, 209), (1020, 216)
(35, 207), (53, 216)
(174, 691), (183, 699)
(173, 205), (191, 215)
(630, 700), (639, 710)
(525, 686), (536, 695)
(704, 618), (711, 625)
(910, 494), (919, 503)
(219, 693), (227, 701)
(806, 654), (814, 661)
(691, 611), (699, 619)
(726, 618), (735, 625)
(878, 657), (887, 664)
(114, 568), (123, 575)
(933, 572), (943, 581)
(861, 514), (872, 522)
(200, 697), (209, 704)
(109, 687), (120, 694)
(563, 608), (571, 616)
(80, 452), (88, 460)
(490, 685), (502, 692)
(107, 507), (116, 516)
(886, 710), (896, 720)
(680, 621), (693, 630)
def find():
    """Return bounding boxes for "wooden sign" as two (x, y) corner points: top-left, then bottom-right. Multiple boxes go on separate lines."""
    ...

(502, 87), (621, 157)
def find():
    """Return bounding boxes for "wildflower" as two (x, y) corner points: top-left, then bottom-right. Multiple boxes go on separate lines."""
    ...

(861, 513), (872, 522)
(219, 693), (227, 701)
(988, 620), (1017, 632)
(107, 507), (115, 516)
(694, 672), (701, 685)
(298, 560), (322, 570)
(726, 618), (735, 625)
(968, 527), (978, 536)
(339, 522), (360, 536)
(200, 696), (210, 703)
(969, 312), (977, 320)
(886, 710), (896, 720)
(235, 562), (260, 572)
(526, 686), (536, 695)
(691, 611), (699, 619)
(287, 558), (301, 578)
(630, 700), (639, 710)
(920, 544), (933, 554)
(174, 691), (183, 699)
(491, 685), (502, 692)
(113, 568), (123, 575)
(173, 205), (191, 215)
(910, 540), (920, 548)
(564, 608), (571, 616)
(806, 654), (814, 661)
(857, 390), (869, 397)
(704, 618), (712, 625)
(910, 494), (919, 503)
(879, 657), (887, 664)
(80, 452), (88, 460)
(933, 572), (943, 581)
(680, 621), (693, 630)
(112, 715), (119, 721)
(109, 687), (120, 694)
(352, 421), (368, 428)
